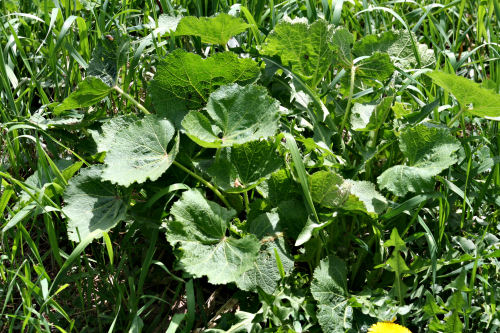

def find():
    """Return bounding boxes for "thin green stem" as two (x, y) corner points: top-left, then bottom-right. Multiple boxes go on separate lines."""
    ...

(113, 85), (151, 115)
(447, 106), (465, 127)
(340, 66), (356, 145)
(172, 161), (231, 208)
(243, 191), (250, 214)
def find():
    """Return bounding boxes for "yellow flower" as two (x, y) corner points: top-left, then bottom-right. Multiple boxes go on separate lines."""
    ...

(368, 321), (412, 333)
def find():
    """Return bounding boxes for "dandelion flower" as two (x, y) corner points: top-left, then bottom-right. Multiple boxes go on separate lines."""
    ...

(368, 321), (412, 333)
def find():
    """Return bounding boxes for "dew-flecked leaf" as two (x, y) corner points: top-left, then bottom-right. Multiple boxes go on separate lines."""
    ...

(353, 30), (435, 69)
(102, 115), (179, 186)
(176, 13), (249, 45)
(311, 256), (352, 332)
(259, 19), (340, 86)
(166, 190), (260, 284)
(148, 50), (260, 125)
(54, 77), (112, 114)
(201, 140), (282, 193)
(426, 71), (500, 118)
(182, 84), (280, 148)
(378, 124), (461, 196)
(63, 165), (128, 242)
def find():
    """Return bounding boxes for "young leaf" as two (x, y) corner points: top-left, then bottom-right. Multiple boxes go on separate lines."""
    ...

(63, 165), (128, 242)
(87, 34), (129, 86)
(182, 84), (280, 148)
(311, 256), (352, 332)
(350, 97), (393, 131)
(235, 212), (294, 294)
(309, 170), (349, 208)
(426, 71), (500, 118)
(102, 115), (179, 187)
(259, 19), (343, 86)
(166, 190), (260, 284)
(148, 50), (260, 125)
(54, 77), (112, 114)
(378, 123), (461, 196)
(343, 180), (388, 217)
(353, 30), (436, 69)
(199, 140), (283, 193)
(176, 13), (249, 45)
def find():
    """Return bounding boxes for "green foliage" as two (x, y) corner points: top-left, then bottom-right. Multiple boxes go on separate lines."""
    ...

(182, 84), (280, 147)
(378, 123), (461, 196)
(54, 77), (111, 114)
(101, 115), (179, 186)
(1, 1), (499, 332)
(166, 190), (260, 284)
(176, 13), (249, 45)
(427, 70), (500, 118)
(63, 165), (128, 242)
(148, 50), (260, 124)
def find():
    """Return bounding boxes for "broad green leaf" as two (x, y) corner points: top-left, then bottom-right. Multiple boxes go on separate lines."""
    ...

(63, 165), (128, 242)
(236, 212), (294, 294)
(426, 71), (500, 118)
(54, 77), (111, 114)
(330, 27), (354, 69)
(343, 180), (388, 217)
(148, 50), (260, 125)
(259, 19), (342, 86)
(311, 256), (352, 332)
(384, 228), (409, 305)
(102, 115), (179, 187)
(176, 13), (249, 45)
(353, 30), (436, 69)
(200, 140), (282, 193)
(204, 311), (256, 333)
(444, 311), (463, 333)
(309, 170), (349, 208)
(378, 124), (461, 196)
(340, 52), (394, 95)
(87, 34), (129, 86)
(277, 199), (308, 239)
(258, 169), (300, 207)
(182, 84), (280, 148)
(166, 190), (260, 284)
(20, 159), (82, 203)
(145, 14), (181, 36)
(350, 97), (393, 131)
(90, 115), (138, 153)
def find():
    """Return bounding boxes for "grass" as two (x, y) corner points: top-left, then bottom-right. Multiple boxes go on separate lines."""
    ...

(1, 0), (499, 332)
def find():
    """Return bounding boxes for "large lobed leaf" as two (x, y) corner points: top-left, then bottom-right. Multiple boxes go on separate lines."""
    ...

(166, 190), (260, 285)
(148, 50), (260, 125)
(236, 212), (294, 294)
(182, 84), (280, 148)
(353, 30), (435, 69)
(260, 18), (349, 86)
(63, 165), (128, 242)
(311, 256), (352, 332)
(378, 123), (461, 196)
(426, 71), (500, 119)
(199, 140), (283, 193)
(176, 13), (249, 45)
(101, 115), (179, 187)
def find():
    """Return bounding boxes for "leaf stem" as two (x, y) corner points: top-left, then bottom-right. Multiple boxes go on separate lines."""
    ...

(172, 160), (231, 208)
(113, 85), (150, 115)
(447, 106), (465, 127)
(339, 66), (356, 145)
(243, 191), (250, 214)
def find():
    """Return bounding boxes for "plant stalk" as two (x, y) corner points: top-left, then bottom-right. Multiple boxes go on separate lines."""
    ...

(172, 161), (231, 208)
(113, 85), (150, 115)
(339, 66), (356, 145)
